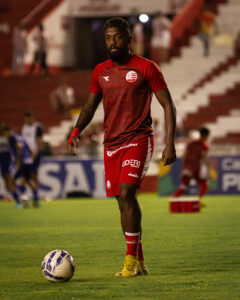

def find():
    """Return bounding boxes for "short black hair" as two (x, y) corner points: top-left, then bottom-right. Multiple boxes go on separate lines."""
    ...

(104, 17), (131, 35)
(24, 112), (32, 117)
(199, 127), (210, 137)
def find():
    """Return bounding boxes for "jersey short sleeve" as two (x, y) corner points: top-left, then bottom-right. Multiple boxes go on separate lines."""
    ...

(202, 141), (209, 152)
(90, 66), (102, 95)
(145, 61), (167, 93)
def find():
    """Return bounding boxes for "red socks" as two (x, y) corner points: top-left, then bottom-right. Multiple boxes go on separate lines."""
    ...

(199, 181), (208, 197)
(173, 187), (184, 197)
(125, 232), (140, 257)
(125, 232), (145, 262)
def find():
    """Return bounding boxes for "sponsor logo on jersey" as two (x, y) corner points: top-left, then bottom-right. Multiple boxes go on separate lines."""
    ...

(126, 71), (137, 83)
(122, 159), (141, 168)
(128, 173), (139, 178)
(103, 76), (109, 81)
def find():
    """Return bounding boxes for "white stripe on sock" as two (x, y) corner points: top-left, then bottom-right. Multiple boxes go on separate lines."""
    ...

(125, 232), (140, 237)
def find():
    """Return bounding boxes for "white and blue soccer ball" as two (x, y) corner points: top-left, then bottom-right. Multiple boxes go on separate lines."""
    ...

(41, 249), (75, 282)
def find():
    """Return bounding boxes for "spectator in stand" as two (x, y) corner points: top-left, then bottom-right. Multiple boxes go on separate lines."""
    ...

(198, 6), (218, 56)
(11, 23), (27, 75)
(29, 23), (49, 77)
(173, 127), (211, 201)
(132, 21), (145, 56)
(150, 11), (172, 64)
(49, 81), (75, 113)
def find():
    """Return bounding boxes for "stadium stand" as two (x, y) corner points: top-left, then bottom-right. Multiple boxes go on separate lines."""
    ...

(159, 0), (240, 148)
(0, 71), (91, 131)
(0, 0), (63, 73)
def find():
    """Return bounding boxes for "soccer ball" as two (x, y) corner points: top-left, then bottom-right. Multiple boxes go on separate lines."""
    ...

(41, 249), (75, 282)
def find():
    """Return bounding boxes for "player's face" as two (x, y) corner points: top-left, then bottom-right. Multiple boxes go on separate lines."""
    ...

(24, 116), (33, 125)
(104, 27), (131, 61)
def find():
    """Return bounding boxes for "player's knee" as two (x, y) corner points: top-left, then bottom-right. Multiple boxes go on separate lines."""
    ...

(119, 184), (136, 201)
(118, 184), (138, 211)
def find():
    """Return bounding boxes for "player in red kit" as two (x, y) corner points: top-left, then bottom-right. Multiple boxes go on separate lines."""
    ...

(173, 127), (210, 200)
(68, 17), (176, 277)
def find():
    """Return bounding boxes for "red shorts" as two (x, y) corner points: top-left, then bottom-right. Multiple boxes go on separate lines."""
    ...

(104, 136), (154, 197)
(181, 168), (206, 185)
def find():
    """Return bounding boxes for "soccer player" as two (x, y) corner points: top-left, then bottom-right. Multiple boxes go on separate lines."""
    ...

(173, 127), (210, 200)
(2, 125), (35, 208)
(68, 17), (176, 277)
(21, 112), (43, 206)
(0, 122), (11, 200)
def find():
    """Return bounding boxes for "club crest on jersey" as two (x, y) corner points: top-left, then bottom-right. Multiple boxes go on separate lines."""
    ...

(126, 71), (137, 83)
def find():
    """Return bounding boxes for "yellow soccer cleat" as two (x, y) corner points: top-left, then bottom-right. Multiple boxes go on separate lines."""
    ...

(137, 261), (148, 275)
(115, 255), (138, 278)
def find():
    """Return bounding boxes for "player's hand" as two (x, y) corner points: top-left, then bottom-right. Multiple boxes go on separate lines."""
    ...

(68, 137), (81, 154)
(161, 144), (176, 166)
(67, 128), (80, 155)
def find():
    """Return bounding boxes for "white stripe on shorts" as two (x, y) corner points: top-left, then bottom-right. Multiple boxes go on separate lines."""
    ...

(141, 137), (152, 180)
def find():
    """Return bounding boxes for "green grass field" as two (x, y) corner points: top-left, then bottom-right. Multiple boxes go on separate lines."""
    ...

(0, 194), (239, 300)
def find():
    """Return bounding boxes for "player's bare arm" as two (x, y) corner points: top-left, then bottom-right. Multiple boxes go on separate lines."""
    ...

(16, 142), (23, 170)
(68, 92), (102, 153)
(155, 88), (176, 165)
(32, 136), (43, 160)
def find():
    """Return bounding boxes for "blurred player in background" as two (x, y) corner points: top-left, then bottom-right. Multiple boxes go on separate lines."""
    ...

(68, 17), (176, 278)
(0, 122), (11, 201)
(2, 125), (35, 208)
(21, 112), (43, 207)
(173, 127), (210, 200)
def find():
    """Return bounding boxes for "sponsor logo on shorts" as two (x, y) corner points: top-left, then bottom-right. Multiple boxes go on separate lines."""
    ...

(107, 180), (111, 189)
(122, 159), (141, 168)
(126, 71), (137, 83)
(126, 241), (138, 244)
(128, 173), (139, 178)
(106, 143), (138, 157)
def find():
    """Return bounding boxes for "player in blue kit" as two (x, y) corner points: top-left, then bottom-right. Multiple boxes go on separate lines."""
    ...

(2, 125), (39, 208)
(0, 122), (11, 200)
(22, 112), (43, 206)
